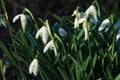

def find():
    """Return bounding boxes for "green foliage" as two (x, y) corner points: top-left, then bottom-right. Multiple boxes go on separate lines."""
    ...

(0, 0), (120, 80)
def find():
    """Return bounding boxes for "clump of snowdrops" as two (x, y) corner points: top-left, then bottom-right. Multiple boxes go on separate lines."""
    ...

(1, 0), (120, 80)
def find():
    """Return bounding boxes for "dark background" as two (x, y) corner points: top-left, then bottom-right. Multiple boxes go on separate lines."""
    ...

(3, 0), (120, 22)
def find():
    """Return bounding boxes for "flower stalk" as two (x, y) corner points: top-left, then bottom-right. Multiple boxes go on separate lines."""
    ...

(45, 20), (58, 56)
(0, 60), (5, 80)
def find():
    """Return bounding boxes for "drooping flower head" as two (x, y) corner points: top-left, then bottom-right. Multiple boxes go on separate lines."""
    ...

(58, 28), (67, 37)
(29, 58), (39, 76)
(72, 5), (98, 41)
(98, 19), (110, 32)
(43, 40), (57, 56)
(35, 26), (48, 44)
(13, 14), (27, 33)
(85, 5), (98, 23)
(72, 7), (85, 29)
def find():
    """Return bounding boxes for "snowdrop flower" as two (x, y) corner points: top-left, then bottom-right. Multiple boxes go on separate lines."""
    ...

(29, 58), (39, 76)
(72, 9), (85, 29)
(72, 11), (80, 29)
(58, 28), (67, 37)
(79, 5), (98, 24)
(35, 26), (48, 44)
(98, 19), (110, 32)
(73, 18), (79, 29)
(13, 14), (27, 33)
(85, 5), (98, 22)
(0, 14), (7, 27)
(116, 30), (120, 41)
(44, 40), (57, 56)
(72, 10), (83, 18)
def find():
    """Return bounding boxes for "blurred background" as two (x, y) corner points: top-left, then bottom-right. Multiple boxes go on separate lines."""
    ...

(0, 0), (120, 44)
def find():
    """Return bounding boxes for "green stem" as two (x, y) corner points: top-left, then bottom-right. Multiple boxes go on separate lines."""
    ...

(110, 15), (118, 66)
(85, 19), (91, 56)
(24, 8), (39, 30)
(54, 34), (66, 53)
(85, 19), (92, 79)
(0, 60), (5, 80)
(111, 15), (115, 56)
(35, 51), (40, 59)
(46, 20), (58, 56)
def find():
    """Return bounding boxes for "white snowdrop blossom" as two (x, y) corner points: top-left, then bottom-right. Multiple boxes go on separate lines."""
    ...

(85, 5), (98, 22)
(72, 5), (98, 40)
(72, 5), (98, 29)
(72, 9), (85, 29)
(73, 18), (79, 29)
(58, 28), (67, 37)
(35, 26), (48, 44)
(116, 30), (120, 41)
(44, 40), (57, 56)
(29, 58), (39, 76)
(13, 14), (27, 33)
(43, 40), (53, 53)
(98, 19), (110, 32)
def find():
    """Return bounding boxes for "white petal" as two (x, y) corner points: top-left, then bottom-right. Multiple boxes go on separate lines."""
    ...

(98, 25), (105, 31)
(35, 26), (46, 39)
(104, 27), (110, 32)
(43, 40), (53, 53)
(83, 20), (88, 40)
(42, 29), (48, 44)
(29, 61), (34, 74)
(79, 18), (85, 24)
(58, 28), (67, 37)
(35, 26), (48, 44)
(35, 27), (44, 39)
(85, 5), (92, 15)
(98, 19), (110, 31)
(72, 10), (76, 16)
(33, 60), (39, 76)
(116, 30), (120, 41)
(74, 18), (79, 29)
(29, 59), (38, 74)
(93, 9), (98, 22)
(20, 14), (27, 33)
(13, 14), (22, 23)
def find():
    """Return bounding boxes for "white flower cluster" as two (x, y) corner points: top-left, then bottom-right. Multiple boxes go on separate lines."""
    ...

(72, 5), (98, 40)
(72, 5), (120, 41)
(11, 5), (120, 77)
